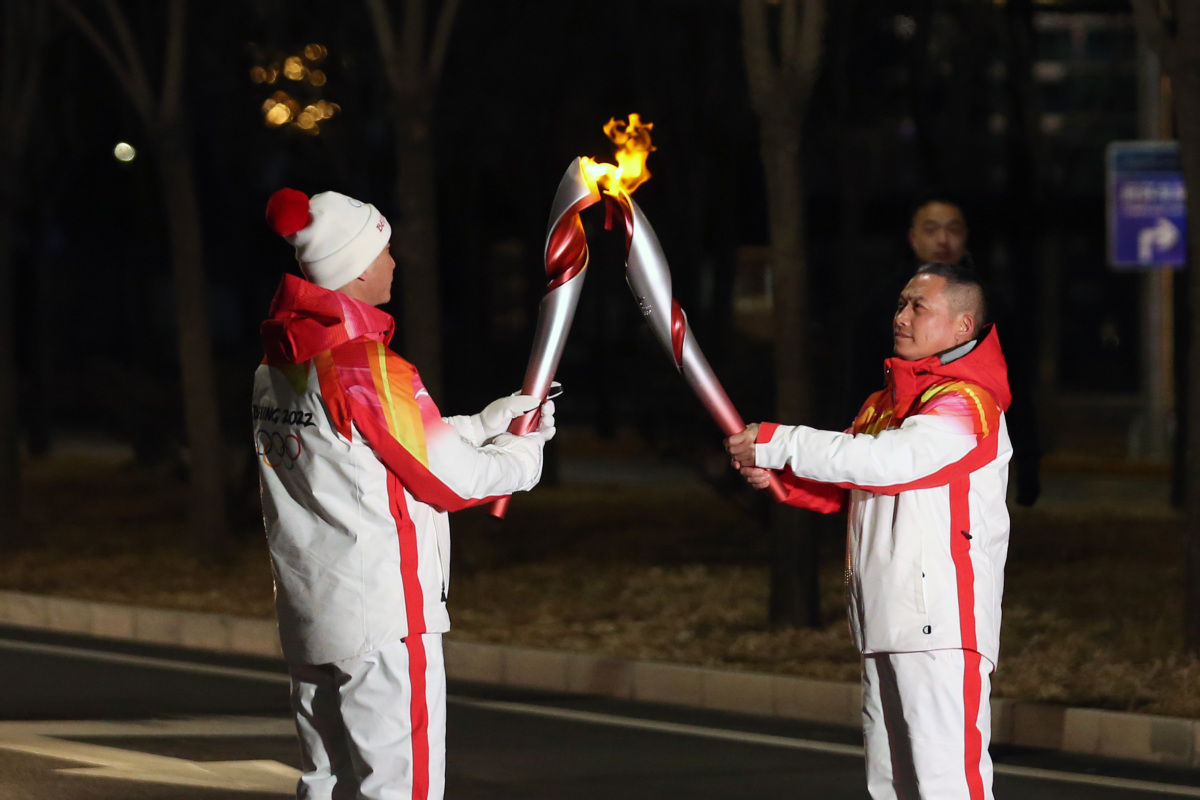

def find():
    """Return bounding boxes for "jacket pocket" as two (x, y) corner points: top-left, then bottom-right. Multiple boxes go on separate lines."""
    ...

(915, 567), (927, 615)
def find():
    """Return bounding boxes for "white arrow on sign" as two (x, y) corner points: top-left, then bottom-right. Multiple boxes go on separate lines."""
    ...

(0, 717), (299, 794)
(1137, 217), (1180, 262)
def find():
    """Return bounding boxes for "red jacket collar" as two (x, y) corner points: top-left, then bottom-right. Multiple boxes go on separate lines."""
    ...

(883, 325), (1012, 412)
(260, 274), (395, 364)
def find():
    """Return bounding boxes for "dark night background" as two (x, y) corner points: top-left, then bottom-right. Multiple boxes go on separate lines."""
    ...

(3, 0), (1167, 527)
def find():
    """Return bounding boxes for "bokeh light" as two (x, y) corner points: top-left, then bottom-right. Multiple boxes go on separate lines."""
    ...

(251, 43), (336, 134)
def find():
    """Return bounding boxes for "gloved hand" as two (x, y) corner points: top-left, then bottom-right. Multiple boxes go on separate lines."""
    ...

(530, 398), (555, 442)
(479, 381), (561, 440)
(445, 383), (561, 447)
(478, 394), (542, 439)
(484, 396), (555, 491)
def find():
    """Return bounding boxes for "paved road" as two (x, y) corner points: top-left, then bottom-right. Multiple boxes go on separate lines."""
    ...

(0, 625), (1198, 799)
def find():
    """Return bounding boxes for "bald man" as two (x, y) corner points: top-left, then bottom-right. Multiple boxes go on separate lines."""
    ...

(727, 262), (1012, 799)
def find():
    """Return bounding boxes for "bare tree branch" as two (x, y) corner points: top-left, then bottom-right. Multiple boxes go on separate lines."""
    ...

(0, 1), (44, 148)
(740, 0), (775, 112)
(428, 0), (461, 82)
(403, 0), (425, 82)
(9, 3), (47, 153)
(101, 0), (156, 114)
(54, 0), (152, 120)
(780, 0), (798, 67)
(797, 0), (824, 88)
(366, 1), (459, 90)
(1131, 0), (1173, 65)
(160, 0), (186, 122)
(1, 3), (17, 115)
(742, 0), (824, 114)
(780, 1), (824, 92)
(365, 0), (402, 94)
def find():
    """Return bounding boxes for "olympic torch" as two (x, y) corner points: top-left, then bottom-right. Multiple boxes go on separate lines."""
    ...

(488, 158), (601, 518)
(592, 165), (788, 504)
(491, 115), (785, 517)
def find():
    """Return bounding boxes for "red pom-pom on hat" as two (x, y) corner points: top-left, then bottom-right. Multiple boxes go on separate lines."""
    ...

(266, 188), (311, 237)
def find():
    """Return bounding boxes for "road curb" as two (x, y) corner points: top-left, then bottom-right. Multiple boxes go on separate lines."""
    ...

(1, 590), (1196, 768)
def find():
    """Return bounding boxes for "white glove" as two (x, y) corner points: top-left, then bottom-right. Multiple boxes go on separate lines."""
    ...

(444, 383), (561, 446)
(483, 397), (555, 490)
(531, 398), (555, 442)
(478, 394), (541, 439)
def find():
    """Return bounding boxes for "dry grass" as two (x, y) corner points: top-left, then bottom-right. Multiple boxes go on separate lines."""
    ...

(10, 453), (275, 618)
(8, 448), (1198, 718)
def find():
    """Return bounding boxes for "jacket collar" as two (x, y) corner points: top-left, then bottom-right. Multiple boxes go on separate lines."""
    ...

(883, 325), (1012, 412)
(260, 273), (395, 364)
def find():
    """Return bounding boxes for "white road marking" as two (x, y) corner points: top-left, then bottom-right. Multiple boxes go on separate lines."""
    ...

(0, 718), (298, 794)
(0, 637), (290, 684)
(453, 695), (864, 757)
(454, 696), (1200, 798)
(995, 764), (1200, 797)
(0, 717), (295, 739)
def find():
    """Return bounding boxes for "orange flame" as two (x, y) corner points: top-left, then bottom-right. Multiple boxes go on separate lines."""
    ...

(581, 113), (655, 195)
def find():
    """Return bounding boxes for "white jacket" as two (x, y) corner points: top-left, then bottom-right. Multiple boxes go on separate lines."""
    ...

(756, 329), (1012, 666)
(253, 275), (544, 665)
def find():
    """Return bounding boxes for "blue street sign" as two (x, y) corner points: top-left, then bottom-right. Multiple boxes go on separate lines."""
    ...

(1107, 141), (1188, 270)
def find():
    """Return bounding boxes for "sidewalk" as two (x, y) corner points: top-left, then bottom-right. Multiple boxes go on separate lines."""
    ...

(1, 589), (1197, 770)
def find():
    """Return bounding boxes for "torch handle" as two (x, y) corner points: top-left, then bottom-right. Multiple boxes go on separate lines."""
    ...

(707, 405), (789, 505)
(487, 358), (558, 519)
(487, 404), (543, 519)
(486, 283), (577, 522)
(677, 345), (788, 504)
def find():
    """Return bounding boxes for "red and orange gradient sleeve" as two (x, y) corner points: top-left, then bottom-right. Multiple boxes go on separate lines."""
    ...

(321, 342), (493, 513)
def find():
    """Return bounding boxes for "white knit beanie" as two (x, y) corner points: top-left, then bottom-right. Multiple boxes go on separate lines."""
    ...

(266, 188), (392, 290)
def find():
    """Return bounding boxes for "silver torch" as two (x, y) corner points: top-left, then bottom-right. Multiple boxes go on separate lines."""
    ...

(489, 158), (601, 518)
(604, 188), (789, 503)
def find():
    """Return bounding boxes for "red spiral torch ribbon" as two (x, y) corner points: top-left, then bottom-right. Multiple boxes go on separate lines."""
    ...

(490, 159), (602, 518)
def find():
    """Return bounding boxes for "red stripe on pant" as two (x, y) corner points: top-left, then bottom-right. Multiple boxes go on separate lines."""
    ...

(407, 635), (430, 800)
(387, 470), (432, 800)
(962, 649), (985, 800)
(949, 475), (985, 799)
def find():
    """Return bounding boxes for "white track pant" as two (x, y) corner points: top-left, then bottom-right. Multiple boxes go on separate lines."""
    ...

(288, 634), (446, 800)
(862, 650), (993, 800)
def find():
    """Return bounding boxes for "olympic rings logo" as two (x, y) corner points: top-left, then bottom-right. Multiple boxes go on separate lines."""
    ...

(256, 428), (303, 470)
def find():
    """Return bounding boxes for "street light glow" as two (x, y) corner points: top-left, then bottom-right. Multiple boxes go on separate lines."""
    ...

(113, 142), (136, 162)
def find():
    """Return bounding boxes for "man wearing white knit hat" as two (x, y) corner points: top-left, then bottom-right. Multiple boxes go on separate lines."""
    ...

(254, 187), (555, 800)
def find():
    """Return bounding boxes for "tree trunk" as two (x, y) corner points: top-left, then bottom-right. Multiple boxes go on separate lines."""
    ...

(155, 125), (228, 558)
(1002, 0), (1049, 502)
(1176, 56), (1200, 650)
(741, 0), (825, 629)
(392, 90), (443, 398)
(761, 110), (820, 628)
(0, 156), (18, 548)
(364, 0), (459, 401)
(0, 0), (46, 549)
(760, 116), (811, 427)
(1136, 0), (1200, 651)
(52, 0), (228, 557)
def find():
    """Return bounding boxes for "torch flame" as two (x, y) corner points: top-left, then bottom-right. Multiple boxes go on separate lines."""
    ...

(581, 113), (655, 196)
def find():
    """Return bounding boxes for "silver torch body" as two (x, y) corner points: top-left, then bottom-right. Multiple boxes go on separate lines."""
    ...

(489, 159), (600, 518)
